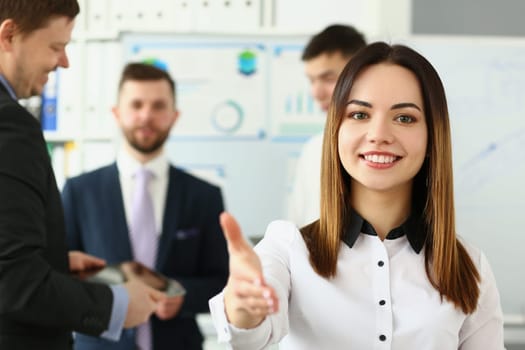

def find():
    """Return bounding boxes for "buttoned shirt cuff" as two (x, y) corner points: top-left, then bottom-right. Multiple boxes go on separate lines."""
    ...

(209, 292), (272, 348)
(100, 285), (129, 341)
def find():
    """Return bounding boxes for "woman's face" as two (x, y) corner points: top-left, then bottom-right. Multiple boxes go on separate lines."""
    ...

(338, 63), (428, 195)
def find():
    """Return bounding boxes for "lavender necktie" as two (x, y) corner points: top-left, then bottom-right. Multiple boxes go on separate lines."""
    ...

(130, 167), (157, 350)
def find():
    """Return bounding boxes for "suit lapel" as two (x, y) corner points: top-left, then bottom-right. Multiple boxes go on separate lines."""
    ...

(156, 166), (183, 269)
(106, 163), (134, 261)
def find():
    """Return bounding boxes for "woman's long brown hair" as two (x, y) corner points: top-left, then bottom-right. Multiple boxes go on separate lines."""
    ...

(301, 42), (480, 314)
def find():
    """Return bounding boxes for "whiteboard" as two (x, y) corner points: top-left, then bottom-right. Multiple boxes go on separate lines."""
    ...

(125, 37), (267, 138)
(122, 33), (315, 239)
(406, 36), (525, 316)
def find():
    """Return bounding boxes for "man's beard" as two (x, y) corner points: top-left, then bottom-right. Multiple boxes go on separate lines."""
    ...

(124, 128), (170, 154)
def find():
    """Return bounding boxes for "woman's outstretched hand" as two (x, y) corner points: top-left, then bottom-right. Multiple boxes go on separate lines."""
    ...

(220, 212), (279, 329)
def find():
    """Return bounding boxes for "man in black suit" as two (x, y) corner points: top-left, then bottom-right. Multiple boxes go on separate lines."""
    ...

(0, 1), (165, 349)
(61, 63), (229, 350)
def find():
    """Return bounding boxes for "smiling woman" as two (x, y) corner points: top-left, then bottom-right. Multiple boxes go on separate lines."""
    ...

(338, 63), (428, 199)
(208, 42), (505, 350)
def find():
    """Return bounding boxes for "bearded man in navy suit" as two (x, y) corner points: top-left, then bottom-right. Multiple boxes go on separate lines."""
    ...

(62, 63), (229, 350)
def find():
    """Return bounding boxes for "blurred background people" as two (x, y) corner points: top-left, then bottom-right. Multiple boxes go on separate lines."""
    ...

(0, 2), (163, 349)
(62, 63), (229, 350)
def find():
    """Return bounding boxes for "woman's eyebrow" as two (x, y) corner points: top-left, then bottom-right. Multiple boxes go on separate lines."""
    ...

(391, 102), (422, 111)
(347, 99), (372, 107)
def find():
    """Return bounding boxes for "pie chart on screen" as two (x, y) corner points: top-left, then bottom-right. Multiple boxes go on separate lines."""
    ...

(211, 100), (244, 134)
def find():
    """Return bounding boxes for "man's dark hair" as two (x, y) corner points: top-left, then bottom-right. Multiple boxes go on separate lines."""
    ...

(0, 0), (79, 35)
(118, 62), (176, 102)
(302, 24), (366, 61)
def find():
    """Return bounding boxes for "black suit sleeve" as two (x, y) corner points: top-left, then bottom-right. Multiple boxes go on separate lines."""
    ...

(0, 103), (113, 335)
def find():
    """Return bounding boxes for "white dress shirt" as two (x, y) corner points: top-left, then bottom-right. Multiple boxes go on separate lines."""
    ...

(287, 133), (323, 227)
(209, 213), (504, 350)
(116, 148), (169, 236)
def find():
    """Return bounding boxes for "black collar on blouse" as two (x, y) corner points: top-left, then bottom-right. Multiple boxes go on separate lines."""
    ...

(342, 209), (427, 253)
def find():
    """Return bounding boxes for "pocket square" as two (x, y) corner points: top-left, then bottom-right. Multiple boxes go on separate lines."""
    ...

(174, 228), (200, 240)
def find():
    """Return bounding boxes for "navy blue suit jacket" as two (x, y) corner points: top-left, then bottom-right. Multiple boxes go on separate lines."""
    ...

(62, 163), (229, 350)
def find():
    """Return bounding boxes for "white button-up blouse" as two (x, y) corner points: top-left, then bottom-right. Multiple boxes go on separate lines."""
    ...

(209, 212), (504, 350)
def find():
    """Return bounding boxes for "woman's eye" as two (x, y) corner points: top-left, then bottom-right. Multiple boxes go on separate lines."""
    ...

(351, 112), (368, 120)
(396, 115), (414, 123)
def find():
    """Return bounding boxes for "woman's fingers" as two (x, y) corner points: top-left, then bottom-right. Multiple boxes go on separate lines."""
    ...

(220, 211), (251, 254)
(227, 278), (278, 315)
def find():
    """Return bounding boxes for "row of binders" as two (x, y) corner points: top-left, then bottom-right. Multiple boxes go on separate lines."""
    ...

(41, 41), (120, 140)
(48, 141), (116, 190)
(82, 0), (263, 36)
(48, 141), (82, 190)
